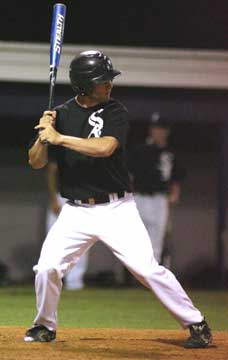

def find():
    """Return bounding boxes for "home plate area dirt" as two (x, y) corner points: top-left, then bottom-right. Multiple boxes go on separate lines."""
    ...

(0, 327), (227, 360)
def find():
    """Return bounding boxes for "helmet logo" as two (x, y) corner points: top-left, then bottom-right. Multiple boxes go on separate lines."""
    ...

(88, 109), (104, 138)
(158, 152), (174, 181)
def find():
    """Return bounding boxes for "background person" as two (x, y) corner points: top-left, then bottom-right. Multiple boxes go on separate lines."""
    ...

(128, 112), (186, 266)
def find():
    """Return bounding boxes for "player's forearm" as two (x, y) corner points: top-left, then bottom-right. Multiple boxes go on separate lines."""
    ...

(58, 135), (118, 157)
(28, 138), (48, 169)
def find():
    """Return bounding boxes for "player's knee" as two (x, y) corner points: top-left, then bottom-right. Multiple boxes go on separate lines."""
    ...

(34, 265), (63, 279)
(47, 267), (62, 281)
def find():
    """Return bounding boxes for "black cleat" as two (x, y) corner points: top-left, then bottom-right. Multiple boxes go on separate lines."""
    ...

(184, 319), (212, 348)
(24, 324), (56, 342)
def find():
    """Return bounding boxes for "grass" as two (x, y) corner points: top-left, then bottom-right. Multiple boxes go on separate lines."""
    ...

(0, 286), (227, 330)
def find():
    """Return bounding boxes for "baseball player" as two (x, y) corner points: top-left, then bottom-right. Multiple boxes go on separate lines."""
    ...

(46, 161), (89, 290)
(24, 50), (212, 348)
(128, 114), (185, 266)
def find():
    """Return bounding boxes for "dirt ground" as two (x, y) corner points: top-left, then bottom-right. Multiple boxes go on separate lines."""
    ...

(0, 327), (227, 360)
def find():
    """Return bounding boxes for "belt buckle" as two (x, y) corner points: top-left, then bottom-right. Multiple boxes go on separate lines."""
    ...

(88, 197), (96, 205)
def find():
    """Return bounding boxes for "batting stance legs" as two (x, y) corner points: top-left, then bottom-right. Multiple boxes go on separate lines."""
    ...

(32, 194), (203, 331)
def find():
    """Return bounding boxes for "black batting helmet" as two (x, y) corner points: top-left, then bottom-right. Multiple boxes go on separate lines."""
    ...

(149, 112), (170, 129)
(69, 50), (121, 95)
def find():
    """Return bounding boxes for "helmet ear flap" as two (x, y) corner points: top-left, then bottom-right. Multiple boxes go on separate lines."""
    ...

(69, 74), (93, 95)
(69, 70), (92, 95)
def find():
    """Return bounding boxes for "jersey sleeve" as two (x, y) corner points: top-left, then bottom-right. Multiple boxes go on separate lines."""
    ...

(102, 104), (130, 147)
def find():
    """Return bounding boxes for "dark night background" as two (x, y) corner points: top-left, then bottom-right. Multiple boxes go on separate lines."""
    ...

(0, 0), (228, 49)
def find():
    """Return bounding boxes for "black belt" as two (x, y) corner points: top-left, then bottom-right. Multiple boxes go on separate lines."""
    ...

(69, 191), (127, 205)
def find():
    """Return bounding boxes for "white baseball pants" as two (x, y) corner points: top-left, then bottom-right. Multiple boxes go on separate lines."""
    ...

(46, 193), (89, 290)
(134, 193), (169, 263)
(33, 193), (203, 330)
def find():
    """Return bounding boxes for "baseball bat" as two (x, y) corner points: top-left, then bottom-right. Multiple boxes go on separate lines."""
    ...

(48, 3), (67, 110)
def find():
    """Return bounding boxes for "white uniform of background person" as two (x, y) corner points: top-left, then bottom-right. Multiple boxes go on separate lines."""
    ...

(46, 162), (89, 290)
(128, 113), (184, 265)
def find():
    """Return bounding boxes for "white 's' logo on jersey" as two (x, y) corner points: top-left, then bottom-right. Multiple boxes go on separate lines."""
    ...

(158, 152), (174, 181)
(88, 109), (104, 138)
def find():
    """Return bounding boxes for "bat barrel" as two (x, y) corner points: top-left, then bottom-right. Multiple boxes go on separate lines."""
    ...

(50, 3), (67, 69)
(48, 3), (66, 111)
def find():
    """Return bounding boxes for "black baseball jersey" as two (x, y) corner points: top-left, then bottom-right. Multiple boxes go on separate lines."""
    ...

(127, 143), (185, 194)
(47, 97), (131, 200)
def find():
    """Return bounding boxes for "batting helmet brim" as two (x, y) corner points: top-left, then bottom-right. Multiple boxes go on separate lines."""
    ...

(92, 69), (121, 84)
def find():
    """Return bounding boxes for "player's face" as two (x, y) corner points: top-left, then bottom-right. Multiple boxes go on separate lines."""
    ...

(149, 126), (169, 144)
(90, 80), (113, 103)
